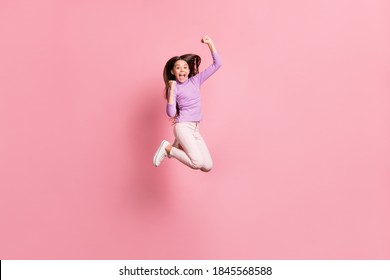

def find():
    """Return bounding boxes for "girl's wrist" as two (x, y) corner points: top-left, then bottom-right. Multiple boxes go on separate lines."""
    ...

(168, 91), (175, 103)
(208, 43), (217, 53)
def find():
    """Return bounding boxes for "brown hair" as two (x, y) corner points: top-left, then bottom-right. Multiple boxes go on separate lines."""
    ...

(163, 54), (201, 121)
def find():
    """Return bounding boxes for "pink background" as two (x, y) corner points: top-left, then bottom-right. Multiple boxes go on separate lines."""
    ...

(1, 0), (389, 259)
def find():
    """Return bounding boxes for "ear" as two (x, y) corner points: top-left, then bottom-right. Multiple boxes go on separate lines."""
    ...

(171, 70), (174, 75)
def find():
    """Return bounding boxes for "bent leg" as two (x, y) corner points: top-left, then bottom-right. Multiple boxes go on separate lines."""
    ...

(169, 122), (205, 169)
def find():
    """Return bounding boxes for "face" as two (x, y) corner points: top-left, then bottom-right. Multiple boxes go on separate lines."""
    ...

(171, 60), (190, 83)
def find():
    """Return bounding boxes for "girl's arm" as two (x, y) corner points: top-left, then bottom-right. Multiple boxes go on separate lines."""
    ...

(198, 35), (222, 85)
(201, 35), (217, 53)
(166, 80), (177, 117)
(167, 80), (176, 104)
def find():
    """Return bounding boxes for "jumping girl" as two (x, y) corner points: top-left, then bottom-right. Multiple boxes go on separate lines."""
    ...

(153, 35), (222, 172)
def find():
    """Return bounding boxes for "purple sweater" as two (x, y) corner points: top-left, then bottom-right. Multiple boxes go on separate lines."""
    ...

(166, 52), (222, 122)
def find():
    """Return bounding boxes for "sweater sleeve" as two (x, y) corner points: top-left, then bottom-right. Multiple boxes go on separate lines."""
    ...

(198, 52), (222, 85)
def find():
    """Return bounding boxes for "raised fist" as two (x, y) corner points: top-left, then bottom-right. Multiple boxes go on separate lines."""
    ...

(201, 35), (213, 44)
(168, 80), (177, 90)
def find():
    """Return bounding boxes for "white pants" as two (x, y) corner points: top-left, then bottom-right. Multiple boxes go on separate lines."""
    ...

(169, 122), (213, 172)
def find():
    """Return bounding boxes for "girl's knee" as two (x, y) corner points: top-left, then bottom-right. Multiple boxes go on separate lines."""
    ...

(189, 156), (212, 171)
(190, 158), (205, 169)
(200, 162), (213, 172)
(200, 167), (212, 172)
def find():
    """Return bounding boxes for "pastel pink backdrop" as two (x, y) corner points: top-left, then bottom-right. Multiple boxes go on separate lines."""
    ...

(1, 0), (389, 259)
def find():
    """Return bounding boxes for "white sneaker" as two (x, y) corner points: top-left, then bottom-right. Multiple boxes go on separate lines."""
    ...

(153, 140), (169, 167)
